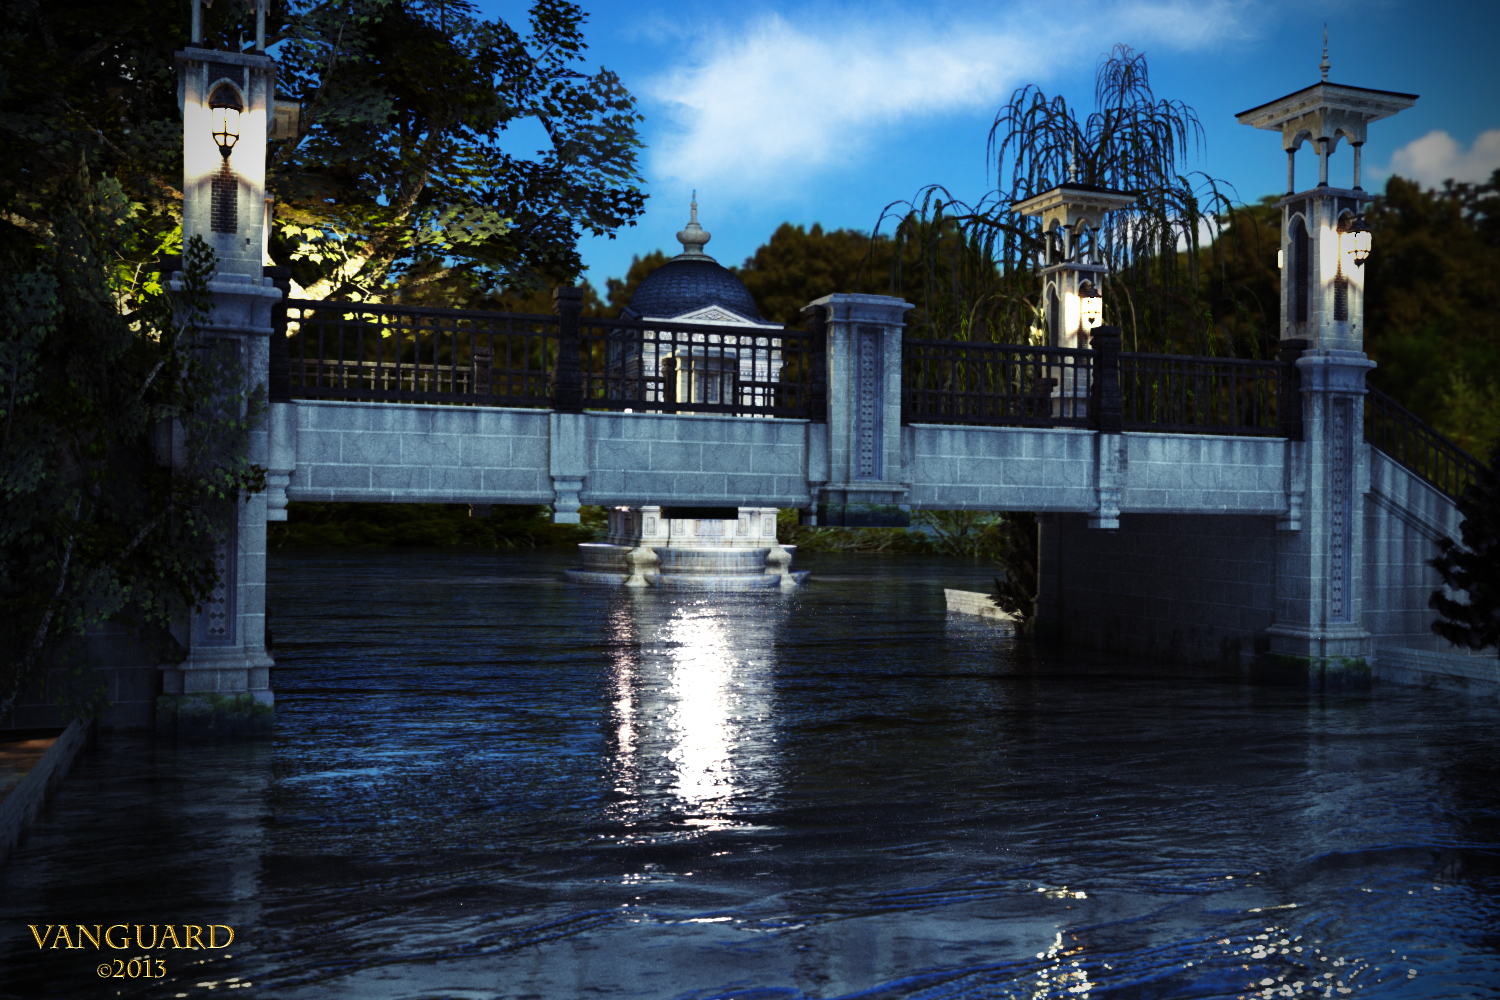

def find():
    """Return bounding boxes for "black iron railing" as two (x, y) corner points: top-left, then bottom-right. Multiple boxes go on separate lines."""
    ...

(1365, 385), (1482, 501)
(285, 299), (557, 406)
(1118, 352), (1287, 436)
(902, 339), (1095, 428)
(280, 295), (817, 419)
(277, 295), (1485, 496)
(577, 316), (816, 418)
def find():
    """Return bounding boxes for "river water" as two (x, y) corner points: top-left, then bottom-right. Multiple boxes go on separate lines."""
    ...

(2, 549), (1497, 999)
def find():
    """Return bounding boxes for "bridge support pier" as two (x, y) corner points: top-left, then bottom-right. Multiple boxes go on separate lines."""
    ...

(158, 275), (281, 737)
(1263, 351), (1376, 686)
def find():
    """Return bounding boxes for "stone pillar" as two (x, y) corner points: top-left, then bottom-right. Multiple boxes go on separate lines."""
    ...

(157, 45), (284, 735)
(264, 266), (294, 522)
(1264, 185), (1377, 686)
(1088, 325), (1124, 530)
(801, 293), (912, 526)
(549, 286), (587, 523)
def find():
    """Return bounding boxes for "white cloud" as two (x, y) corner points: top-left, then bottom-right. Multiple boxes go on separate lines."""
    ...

(644, 0), (1251, 192)
(1384, 129), (1500, 188)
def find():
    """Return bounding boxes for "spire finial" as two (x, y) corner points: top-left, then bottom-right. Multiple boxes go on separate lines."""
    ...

(1068, 139), (1078, 183)
(1320, 25), (1330, 82)
(675, 192), (713, 260)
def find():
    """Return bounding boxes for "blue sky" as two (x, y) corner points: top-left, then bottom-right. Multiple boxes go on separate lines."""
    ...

(485, 0), (1500, 292)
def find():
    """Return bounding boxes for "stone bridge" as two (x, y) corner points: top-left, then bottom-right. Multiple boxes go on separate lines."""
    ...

(8, 46), (1492, 739)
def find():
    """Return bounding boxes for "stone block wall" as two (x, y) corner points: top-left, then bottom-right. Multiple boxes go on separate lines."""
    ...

(288, 401), (554, 504)
(1119, 434), (1286, 513)
(585, 412), (809, 507)
(1364, 448), (1488, 656)
(905, 425), (1096, 511)
(1, 623), (160, 731)
(1038, 512), (1278, 670)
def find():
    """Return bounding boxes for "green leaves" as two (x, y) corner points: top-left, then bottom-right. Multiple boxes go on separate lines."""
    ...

(270, 0), (646, 301)
(877, 45), (1240, 353)
(1366, 170), (1500, 454)
(0, 178), (265, 721)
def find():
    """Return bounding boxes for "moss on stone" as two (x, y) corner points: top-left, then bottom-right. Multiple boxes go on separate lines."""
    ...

(156, 693), (273, 738)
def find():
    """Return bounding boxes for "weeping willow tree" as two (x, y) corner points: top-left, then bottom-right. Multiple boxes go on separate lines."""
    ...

(876, 44), (1264, 356)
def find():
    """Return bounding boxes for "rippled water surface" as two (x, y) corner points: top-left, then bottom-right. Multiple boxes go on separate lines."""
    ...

(2, 548), (1498, 999)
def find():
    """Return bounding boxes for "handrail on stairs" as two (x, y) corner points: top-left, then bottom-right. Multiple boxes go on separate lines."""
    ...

(1365, 385), (1483, 502)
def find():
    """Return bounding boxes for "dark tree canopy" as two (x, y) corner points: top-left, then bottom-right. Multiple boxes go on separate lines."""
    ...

(0, 183), (265, 721)
(0, 1), (646, 303)
(1365, 170), (1500, 456)
(273, 0), (647, 301)
(868, 45), (1241, 355)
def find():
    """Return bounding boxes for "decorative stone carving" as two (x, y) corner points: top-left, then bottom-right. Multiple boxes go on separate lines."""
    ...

(855, 326), (881, 479)
(622, 545), (660, 588)
(199, 527), (237, 645)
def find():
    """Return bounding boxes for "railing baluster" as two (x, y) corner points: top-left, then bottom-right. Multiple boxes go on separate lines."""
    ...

(1364, 385), (1481, 502)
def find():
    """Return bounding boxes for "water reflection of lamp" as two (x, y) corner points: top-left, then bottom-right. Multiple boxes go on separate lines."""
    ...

(604, 597), (782, 825)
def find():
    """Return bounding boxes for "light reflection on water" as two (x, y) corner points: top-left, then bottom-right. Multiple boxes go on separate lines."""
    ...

(0, 549), (1497, 1000)
(606, 597), (781, 828)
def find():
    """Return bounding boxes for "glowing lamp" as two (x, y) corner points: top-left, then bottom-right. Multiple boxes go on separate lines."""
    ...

(1078, 280), (1103, 330)
(1342, 214), (1373, 267)
(208, 85), (243, 158)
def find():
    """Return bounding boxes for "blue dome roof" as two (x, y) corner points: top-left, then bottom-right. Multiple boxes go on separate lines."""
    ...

(623, 258), (764, 323)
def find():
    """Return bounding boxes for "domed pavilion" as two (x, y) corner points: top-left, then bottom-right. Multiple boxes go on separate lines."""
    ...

(565, 199), (808, 590)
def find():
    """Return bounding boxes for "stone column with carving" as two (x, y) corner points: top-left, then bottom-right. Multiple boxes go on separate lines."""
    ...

(160, 43), (283, 735)
(801, 293), (912, 526)
(1236, 53), (1415, 687)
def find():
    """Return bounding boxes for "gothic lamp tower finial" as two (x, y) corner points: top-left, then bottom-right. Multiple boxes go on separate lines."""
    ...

(675, 191), (714, 260)
(1320, 25), (1330, 82)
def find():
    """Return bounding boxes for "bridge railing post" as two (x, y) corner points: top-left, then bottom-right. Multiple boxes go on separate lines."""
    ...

(1277, 338), (1306, 440)
(660, 355), (677, 414)
(265, 265), (293, 404)
(806, 304), (828, 423)
(548, 286), (587, 523)
(1089, 324), (1122, 434)
(800, 293), (913, 526)
(551, 286), (584, 414)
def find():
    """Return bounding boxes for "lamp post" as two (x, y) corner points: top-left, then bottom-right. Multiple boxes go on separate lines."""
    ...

(1011, 185), (1133, 352)
(1235, 34), (1412, 352)
(1011, 181), (1133, 421)
(1236, 34), (1417, 684)
(160, 0), (285, 736)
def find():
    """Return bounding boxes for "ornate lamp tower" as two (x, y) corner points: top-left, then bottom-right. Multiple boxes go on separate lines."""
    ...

(1010, 172), (1134, 415)
(160, 0), (285, 733)
(1235, 30), (1415, 353)
(1236, 33), (1416, 680)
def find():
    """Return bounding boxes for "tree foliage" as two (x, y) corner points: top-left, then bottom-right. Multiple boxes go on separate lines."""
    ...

(0, 176), (266, 721)
(1365, 170), (1500, 456)
(1428, 437), (1500, 652)
(991, 512), (1037, 633)
(873, 45), (1254, 355)
(271, 0), (647, 301)
(0, 1), (645, 305)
